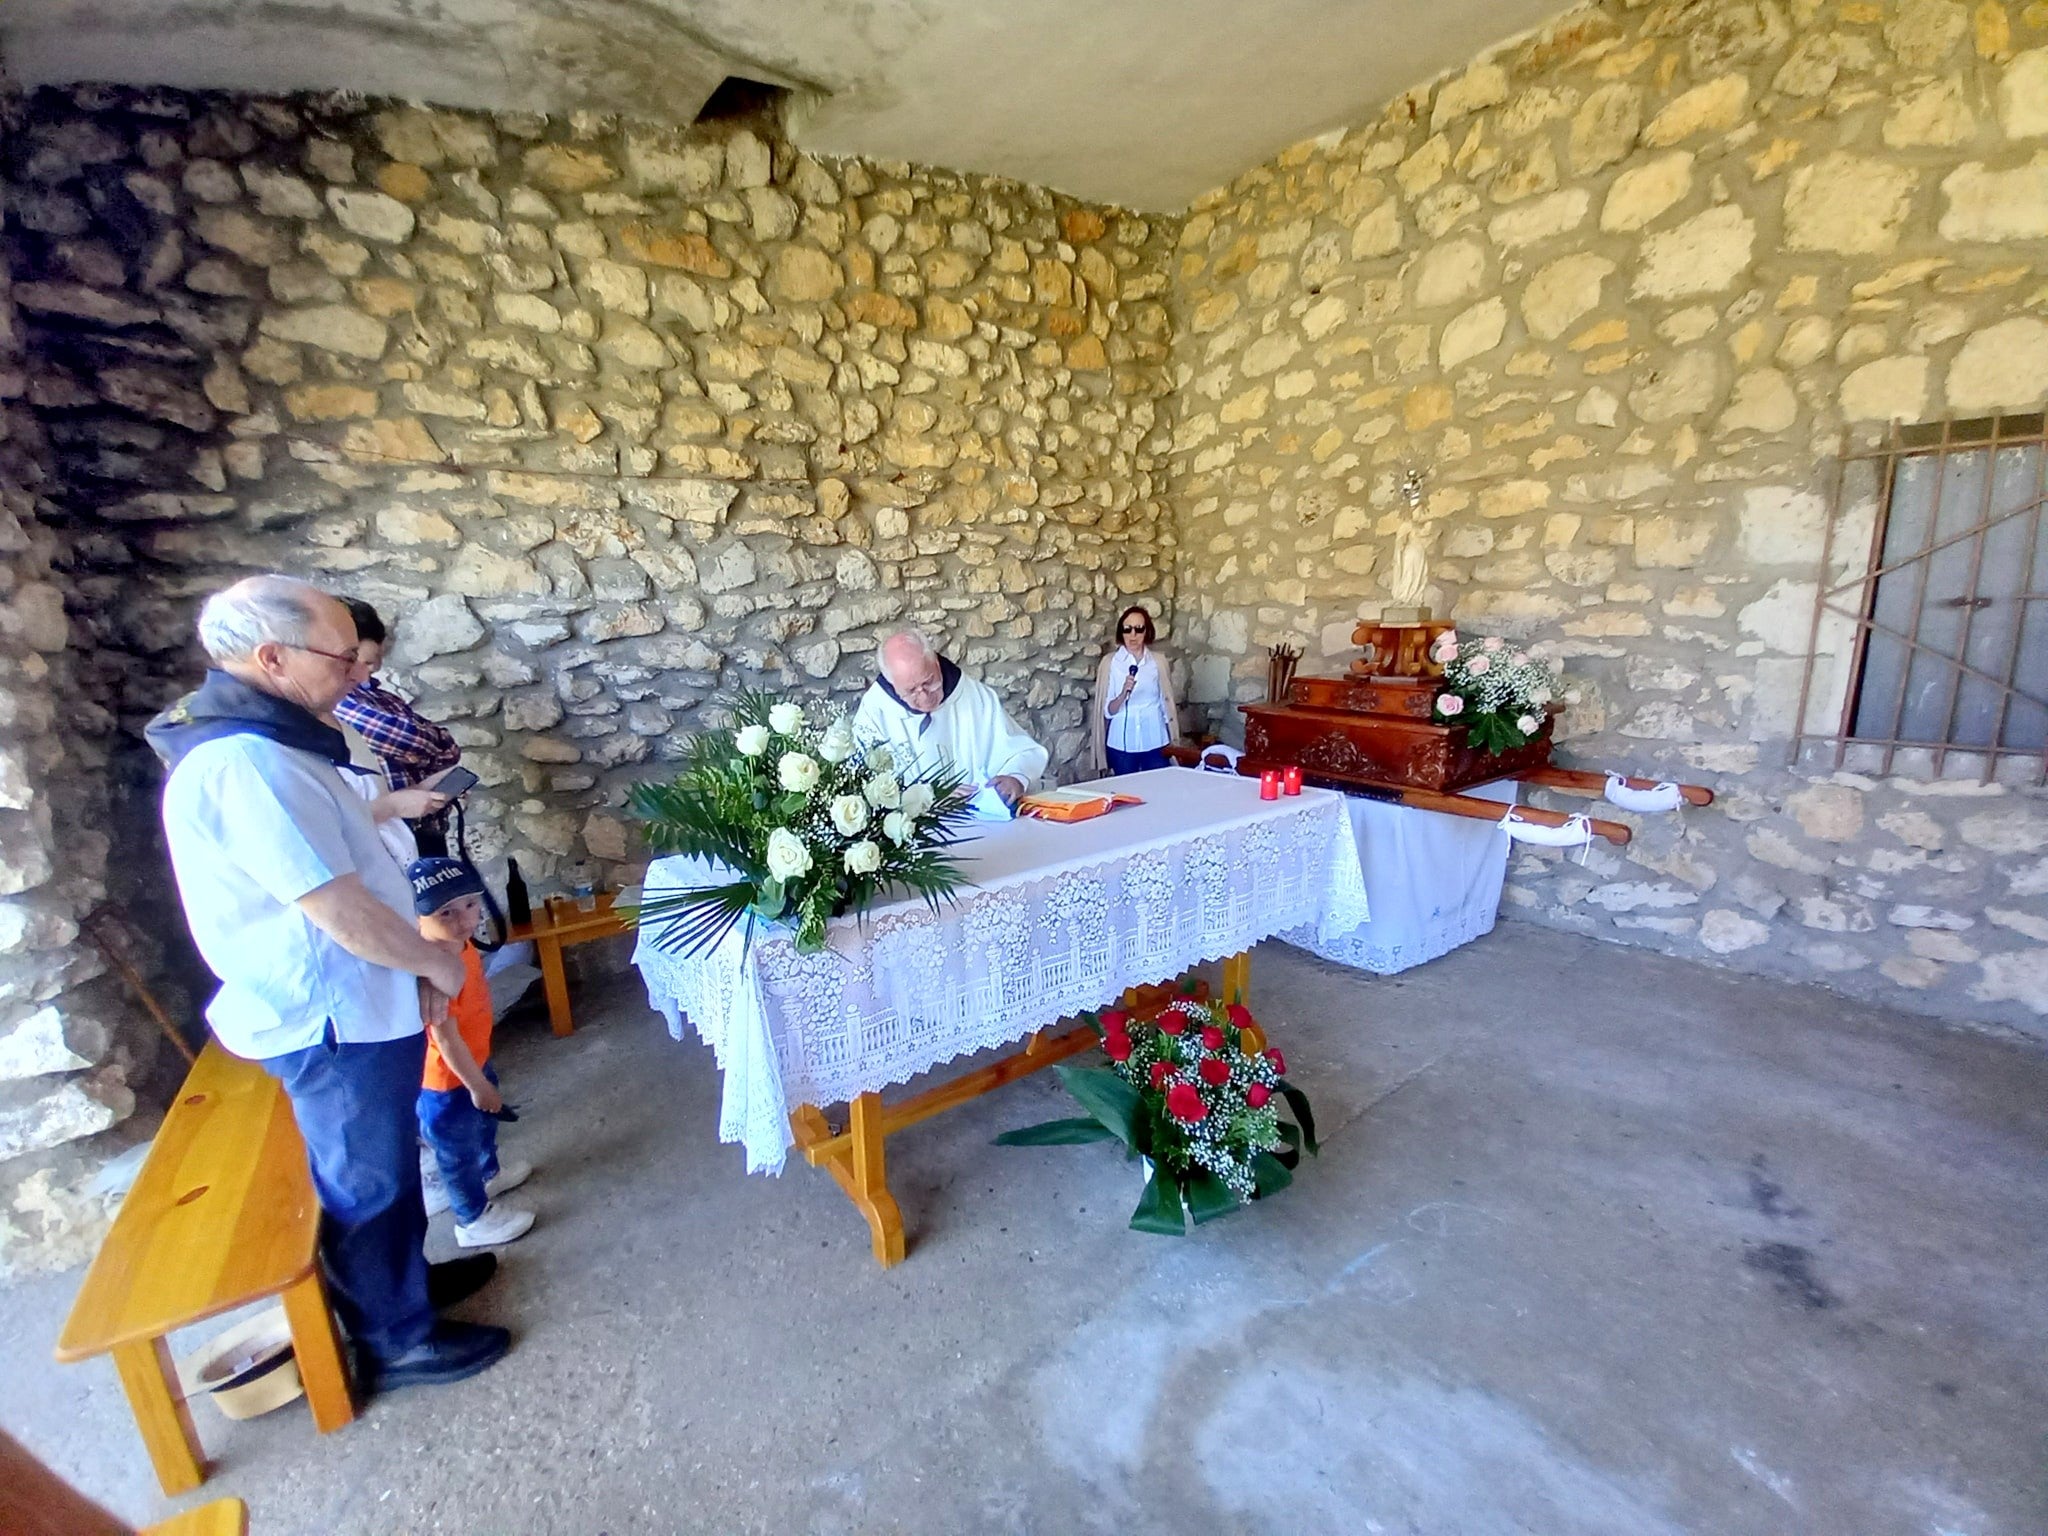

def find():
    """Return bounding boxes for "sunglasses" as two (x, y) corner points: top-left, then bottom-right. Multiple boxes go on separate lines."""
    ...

(1120, 625), (1147, 634)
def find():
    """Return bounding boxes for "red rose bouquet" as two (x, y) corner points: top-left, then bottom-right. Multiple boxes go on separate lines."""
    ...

(996, 993), (1316, 1234)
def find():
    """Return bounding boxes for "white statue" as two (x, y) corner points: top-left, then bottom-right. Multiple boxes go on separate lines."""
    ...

(1385, 467), (1431, 610)
(1387, 522), (1430, 607)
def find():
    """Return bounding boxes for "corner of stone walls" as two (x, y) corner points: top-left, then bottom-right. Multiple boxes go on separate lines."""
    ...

(1164, 0), (2048, 1036)
(0, 109), (162, 1281)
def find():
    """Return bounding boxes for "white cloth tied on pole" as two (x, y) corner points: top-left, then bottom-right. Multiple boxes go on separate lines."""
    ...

(631, 768), (1370, 1174)
(1603, 773), (1684, 814)
(1498, 807), (1596, 861)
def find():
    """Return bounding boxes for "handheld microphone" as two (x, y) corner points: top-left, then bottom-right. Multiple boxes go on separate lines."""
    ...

(1127, 664), (1139, 680)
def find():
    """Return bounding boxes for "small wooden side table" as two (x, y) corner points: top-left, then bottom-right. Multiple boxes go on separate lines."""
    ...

(508, 892), (629, 1037)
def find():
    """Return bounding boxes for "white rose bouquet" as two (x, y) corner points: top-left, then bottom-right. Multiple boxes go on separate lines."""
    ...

(1427, 629), (1564, 755)
(628, 690), (975, 955)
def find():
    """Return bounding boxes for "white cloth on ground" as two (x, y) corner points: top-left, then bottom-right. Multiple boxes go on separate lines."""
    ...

(1282, 781), (1514, 975)
(633, 767), (1370, 1173)
(850, 670), (1048, 795)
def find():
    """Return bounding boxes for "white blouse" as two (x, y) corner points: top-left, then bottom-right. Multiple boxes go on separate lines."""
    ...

(1104, 648), (1170, 754)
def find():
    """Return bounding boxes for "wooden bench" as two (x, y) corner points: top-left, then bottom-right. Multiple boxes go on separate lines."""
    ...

(55, 1042), (354, 1495)
(509, 891), (630, 1037)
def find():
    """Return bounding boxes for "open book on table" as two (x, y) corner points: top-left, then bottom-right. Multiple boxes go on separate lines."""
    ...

(1017, 786), (1145, 823)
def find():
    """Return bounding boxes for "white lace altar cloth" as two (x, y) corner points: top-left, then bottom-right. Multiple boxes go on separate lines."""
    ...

(1281, 781), (1515, 975)
(632, 768), (1370, 1173)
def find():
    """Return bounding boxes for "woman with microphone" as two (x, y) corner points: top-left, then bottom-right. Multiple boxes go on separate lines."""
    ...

(1091, 605), (1182, 777)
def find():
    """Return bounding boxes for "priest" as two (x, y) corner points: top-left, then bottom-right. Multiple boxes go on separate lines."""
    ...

(852, 628), (1048, 814)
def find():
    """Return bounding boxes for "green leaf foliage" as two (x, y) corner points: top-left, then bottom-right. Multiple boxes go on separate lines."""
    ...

(1130, 1170), (1188, 1235)
(1186, 1171), (1239, 1225)
(992, 1118), (1120, 1147)
(1280, 1083), (1319, 1155)
(1053, 1064), (1142, 1149)
(1252, 1150), (1294, 1198)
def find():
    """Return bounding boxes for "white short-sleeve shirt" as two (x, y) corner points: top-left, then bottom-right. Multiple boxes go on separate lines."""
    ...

(161, 734), (423, 1060)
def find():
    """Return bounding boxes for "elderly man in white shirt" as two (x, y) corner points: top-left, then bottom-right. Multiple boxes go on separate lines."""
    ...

(150, 575), (509, 1394)
(851, 628), (1048, 815)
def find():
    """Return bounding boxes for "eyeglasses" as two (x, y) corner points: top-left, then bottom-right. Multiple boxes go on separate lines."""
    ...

(1120, 625), (1147, 635)
(291, 643), (363, 667)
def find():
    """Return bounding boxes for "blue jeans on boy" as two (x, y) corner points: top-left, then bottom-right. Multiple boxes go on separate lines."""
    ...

(261, 1028), (434, 1363)
(418, 1064), (501, 1225)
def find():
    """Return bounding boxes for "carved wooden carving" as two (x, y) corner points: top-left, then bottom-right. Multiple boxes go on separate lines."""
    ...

(1240, 699), (1554, 793)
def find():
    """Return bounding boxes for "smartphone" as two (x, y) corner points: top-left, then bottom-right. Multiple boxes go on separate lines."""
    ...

(429, 766), (480, 800)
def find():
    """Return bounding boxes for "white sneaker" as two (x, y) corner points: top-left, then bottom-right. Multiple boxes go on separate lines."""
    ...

(421, 1152), (451, 1218)
(486, 1159), (533, 1198)
(454, 1200), (535, 1249)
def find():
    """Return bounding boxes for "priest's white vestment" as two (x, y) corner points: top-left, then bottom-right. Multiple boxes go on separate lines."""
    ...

(851, 672), (1048, 793)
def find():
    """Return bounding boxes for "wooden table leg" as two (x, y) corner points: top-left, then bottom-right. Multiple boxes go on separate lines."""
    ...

(110, 1335), (204, 1496)
(281, 1271), (356, 1433)
(848, 1092), (905, 1268)
(536, 933), (573, 1037)
(1221, 951), (1251, 1008)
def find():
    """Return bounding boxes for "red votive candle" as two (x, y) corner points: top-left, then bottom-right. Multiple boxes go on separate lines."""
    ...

(1259, 769), (1281, 800)
(1283, 765), (1303, 796)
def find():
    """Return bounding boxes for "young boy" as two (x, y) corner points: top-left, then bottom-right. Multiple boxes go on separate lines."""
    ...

(409, 857), (536, 1248)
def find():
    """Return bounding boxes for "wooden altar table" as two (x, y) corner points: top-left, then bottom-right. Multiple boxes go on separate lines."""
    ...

(632, 767), (1370, 1267)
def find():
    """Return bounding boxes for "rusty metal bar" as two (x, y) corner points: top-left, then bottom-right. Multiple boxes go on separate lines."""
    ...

(1831, 419), (1900, 769)
(1881, 417), (1954, 774)
(1815, 493), (2048, 602)
(1792, 443), (1848, 766)
(1933, 415), (2003, 775)
(1835, 416), (2048, 460)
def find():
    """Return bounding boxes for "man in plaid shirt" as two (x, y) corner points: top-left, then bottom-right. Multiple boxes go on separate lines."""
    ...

(337, 600), (462, 856)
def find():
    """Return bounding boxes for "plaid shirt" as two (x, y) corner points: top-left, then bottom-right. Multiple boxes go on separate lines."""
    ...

(335, 681), (461, 814)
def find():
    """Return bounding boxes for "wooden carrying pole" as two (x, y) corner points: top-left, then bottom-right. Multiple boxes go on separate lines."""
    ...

(1518, 766), (1715, 806)
(1391, 786), (1633, 845)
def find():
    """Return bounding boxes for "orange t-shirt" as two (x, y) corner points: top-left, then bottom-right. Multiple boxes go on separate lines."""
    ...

(423, 943), (493, 1093)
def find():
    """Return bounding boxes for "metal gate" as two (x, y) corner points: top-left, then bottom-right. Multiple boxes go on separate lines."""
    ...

(1793, 413), (2048, 782)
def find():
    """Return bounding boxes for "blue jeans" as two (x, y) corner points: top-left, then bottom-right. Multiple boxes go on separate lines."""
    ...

(418, 1064), (501, 1225)
(261, 1029), (434, 1362)
(1106, 746), (1169, 775)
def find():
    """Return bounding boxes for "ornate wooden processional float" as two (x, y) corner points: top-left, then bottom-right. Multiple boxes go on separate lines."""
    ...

(1209, 615), (1715, 847)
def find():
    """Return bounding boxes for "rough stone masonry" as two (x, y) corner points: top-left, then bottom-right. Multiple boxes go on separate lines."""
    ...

(1168, 0), (2048, 1036)
(0, 87), (1175, 1275)
(4, 0), (2048, 1278)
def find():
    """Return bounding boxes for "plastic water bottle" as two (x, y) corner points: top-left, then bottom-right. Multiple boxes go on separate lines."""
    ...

(568, 860), (598, 914)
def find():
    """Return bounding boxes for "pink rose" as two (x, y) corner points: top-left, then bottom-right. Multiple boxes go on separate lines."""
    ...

(1483, 636), (1504, 651)
(1467, 655), (1491, 676)
(1437, 693), (1465, 717)
(1430, 633), (1459, 663)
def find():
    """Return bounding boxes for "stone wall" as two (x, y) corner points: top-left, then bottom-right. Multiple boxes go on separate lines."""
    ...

(4, 85), (1176, 898)
(1166, 0), (2048, 1035)
(0, 84), (1174, 1272)
(0, 98), (156, 1281)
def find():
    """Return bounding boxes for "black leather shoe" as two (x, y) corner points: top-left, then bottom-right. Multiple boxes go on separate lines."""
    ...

(361, 1322), (511, 1394)
(427, 1254), (498, 1310)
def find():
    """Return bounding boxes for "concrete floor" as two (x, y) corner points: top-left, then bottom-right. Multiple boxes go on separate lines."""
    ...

(3, 924), (2045, 1535)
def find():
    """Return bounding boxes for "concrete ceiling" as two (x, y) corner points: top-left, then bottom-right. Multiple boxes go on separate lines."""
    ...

(1, 0), (1566, 211)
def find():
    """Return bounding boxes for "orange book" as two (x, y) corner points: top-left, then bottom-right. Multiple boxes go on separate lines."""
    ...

(1018, 789), (1144, 823)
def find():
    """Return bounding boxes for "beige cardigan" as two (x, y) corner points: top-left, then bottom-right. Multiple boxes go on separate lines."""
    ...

(1091, 647), (1182, 775)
